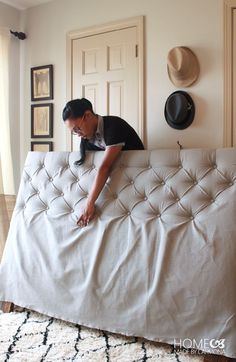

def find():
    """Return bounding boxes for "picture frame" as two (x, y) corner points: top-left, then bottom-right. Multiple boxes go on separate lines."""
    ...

(31, 103), (53, 138)
(31, 141), (53, 152)
(31, 64), (53, 101)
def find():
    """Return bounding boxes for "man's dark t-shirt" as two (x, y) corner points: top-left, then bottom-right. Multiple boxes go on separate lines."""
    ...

(102, 116), (144, 150)
(77, 115), (144, 165)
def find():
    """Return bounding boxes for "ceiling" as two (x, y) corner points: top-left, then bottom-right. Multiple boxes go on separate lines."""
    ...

(0, 0), (55, 10)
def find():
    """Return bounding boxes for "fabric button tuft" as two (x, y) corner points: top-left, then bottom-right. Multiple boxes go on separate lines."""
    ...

(161, 181), (165, 185)
(127, 211), (131, 215)
(190, 215), (194, 220)
(130, 180), (134, 184)
(61, 192), (64, 196)
(144, 196), (147, 201)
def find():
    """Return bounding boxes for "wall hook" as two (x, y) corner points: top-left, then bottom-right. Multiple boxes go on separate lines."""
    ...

(177, 141), (183, 150)
(10, 30), (26, 40)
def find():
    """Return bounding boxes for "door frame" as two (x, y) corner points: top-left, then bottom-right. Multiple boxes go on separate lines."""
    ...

(224, 0), (236, 146)
(66, 16), (145, 151)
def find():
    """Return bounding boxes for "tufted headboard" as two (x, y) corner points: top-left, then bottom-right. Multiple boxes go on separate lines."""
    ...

(0, 148), (236, 358)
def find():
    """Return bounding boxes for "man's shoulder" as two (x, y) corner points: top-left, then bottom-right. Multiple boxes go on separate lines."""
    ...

(103, 115), (125, 121)
(101, 115), (144, 149)
(102, 115), (130, 128)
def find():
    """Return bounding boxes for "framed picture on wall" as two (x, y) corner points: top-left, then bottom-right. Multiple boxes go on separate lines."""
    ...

(31, 141), (53, 152)
(31, 64), (53, 101)
(31, 103), (53, 138)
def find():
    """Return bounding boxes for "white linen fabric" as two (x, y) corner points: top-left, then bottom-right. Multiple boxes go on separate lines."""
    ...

(0, 148), (235, 358)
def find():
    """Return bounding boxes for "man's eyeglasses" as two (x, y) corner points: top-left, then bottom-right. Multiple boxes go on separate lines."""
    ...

(71, 114), (85, 135)
(71, 127), (81, 135)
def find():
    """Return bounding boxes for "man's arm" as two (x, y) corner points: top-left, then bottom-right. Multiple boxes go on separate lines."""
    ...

(77, 145), (123, 227)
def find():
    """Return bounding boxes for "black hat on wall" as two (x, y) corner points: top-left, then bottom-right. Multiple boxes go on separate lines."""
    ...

(164, 90), (195, 130)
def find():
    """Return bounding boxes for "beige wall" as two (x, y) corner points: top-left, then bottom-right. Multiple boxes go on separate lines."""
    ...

(3, 0), (225, 192)
(0, 1), (21, 192)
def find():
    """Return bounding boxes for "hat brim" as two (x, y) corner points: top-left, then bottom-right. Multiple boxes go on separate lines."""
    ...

(164, 90), (195, 130)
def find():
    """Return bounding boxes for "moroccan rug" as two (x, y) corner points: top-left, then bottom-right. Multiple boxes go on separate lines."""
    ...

(0, 307), (205, 361)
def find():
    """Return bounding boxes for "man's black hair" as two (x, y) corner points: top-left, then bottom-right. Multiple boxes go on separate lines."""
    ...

(62, 98), (94, 121)
(62, 98), (95, 166)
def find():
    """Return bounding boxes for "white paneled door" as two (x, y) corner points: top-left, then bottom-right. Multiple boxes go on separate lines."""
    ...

(71, 26), (139, 151)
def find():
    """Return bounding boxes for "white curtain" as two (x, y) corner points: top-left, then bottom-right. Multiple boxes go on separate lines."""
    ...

(0, 27), (15, 258)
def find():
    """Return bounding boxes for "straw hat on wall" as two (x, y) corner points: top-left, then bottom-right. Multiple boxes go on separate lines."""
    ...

(167, 46), (200, 87)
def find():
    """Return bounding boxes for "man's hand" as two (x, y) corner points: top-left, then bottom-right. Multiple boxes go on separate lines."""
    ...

(76, 145), (123, 227)
(77, 201), (95, 227)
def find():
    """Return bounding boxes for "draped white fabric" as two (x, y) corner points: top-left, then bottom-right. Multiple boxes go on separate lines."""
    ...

(0, 148), (236, 358)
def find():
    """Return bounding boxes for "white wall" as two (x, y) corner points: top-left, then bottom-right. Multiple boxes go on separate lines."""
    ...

(0, 1), (21, 192)
(15, 0), (225, 190)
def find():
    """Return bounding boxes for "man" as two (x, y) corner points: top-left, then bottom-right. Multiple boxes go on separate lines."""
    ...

(62, 98), (144, 227)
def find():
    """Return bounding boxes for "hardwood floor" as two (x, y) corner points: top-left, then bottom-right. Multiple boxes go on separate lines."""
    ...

(2, 301), (14, 312)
